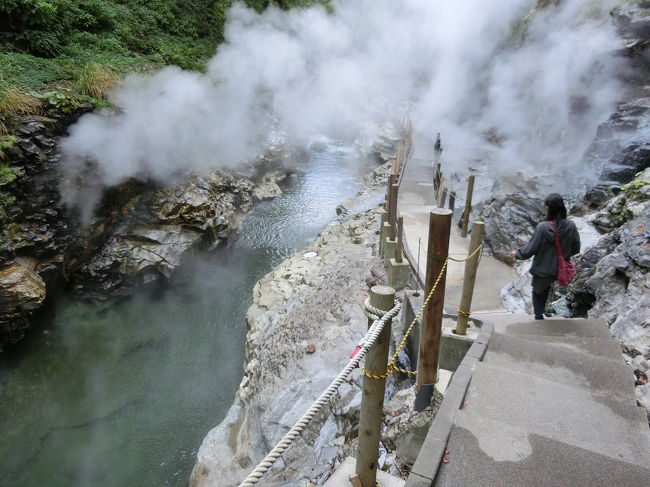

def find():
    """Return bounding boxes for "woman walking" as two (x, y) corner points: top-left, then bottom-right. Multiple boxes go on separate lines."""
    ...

(510, 193), (580, 320)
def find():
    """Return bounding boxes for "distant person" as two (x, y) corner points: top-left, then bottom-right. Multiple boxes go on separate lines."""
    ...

(510, 193), (580, 320)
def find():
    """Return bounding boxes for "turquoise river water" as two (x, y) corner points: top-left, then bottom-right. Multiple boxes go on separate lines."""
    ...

(0, 141), (366, 487)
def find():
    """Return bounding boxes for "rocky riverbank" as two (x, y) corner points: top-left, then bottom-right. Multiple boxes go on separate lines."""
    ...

(0, 106), (297, 349)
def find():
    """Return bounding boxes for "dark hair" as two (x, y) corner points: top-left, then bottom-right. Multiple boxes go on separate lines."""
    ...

(544, 193), (567, 221)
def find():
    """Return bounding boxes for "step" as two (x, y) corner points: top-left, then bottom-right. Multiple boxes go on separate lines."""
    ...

(462, 362), (650, 468)
(483, 333), (635, 397)
(492, 318), (614, 341)
(434, 410), (650, 487)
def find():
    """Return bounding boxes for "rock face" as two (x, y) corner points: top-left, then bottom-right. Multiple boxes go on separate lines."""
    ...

(68, 172), (255, 300)
(0, 113), (85, 347)
(190, 201), (387, 487)
(480, 193), (545, 263)
(0, 107), (293, 347)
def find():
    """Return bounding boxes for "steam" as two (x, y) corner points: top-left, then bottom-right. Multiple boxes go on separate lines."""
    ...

(61, 0), (625, 205)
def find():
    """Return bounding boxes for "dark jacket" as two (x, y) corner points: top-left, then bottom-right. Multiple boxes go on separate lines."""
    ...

(515, 218), (580, 278)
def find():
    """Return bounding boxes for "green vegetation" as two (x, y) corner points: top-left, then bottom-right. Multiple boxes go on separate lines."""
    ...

(0, 1), (330, 89)
(0, 136), (18, 160)
(621, 177), (650, 201)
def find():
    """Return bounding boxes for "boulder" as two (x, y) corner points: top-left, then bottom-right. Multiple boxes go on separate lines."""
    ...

(0, 258), (46, 348)
(480, 193), (545, 263)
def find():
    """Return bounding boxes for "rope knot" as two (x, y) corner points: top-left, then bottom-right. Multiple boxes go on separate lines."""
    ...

(363, 297), (399, 321)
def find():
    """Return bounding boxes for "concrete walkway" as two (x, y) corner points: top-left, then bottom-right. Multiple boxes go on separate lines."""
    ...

(397, 146), (516, 315)
(399, 140), (650, 486)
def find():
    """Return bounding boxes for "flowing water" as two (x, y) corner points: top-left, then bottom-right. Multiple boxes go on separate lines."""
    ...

(0, 141), (367, 487)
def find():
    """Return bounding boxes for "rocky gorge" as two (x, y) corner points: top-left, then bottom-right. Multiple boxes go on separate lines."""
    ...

(0, 105), (295, 349)
(1, 1), (649, 486)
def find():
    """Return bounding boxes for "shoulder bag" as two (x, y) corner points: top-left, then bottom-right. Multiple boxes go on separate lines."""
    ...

(550, 221), (576, 286)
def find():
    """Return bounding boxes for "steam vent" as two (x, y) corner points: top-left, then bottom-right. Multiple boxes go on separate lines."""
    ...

(1, 1), (649, 486)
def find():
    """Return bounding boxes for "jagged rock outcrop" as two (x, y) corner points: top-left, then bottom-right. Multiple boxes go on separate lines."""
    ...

(69, 172), (255, 300)
(0, 107), (294, 347)
(590, 169), (650, 232)
(0, 113), (85, 347)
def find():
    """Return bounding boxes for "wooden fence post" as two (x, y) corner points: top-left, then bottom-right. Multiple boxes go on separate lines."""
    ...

(460, 175), (475, 238)
(449, 191), (456, 214)
(455, 221), (485, 335)
(388, 183), (399, 240)
(414, 209), (452, 411)
(356, 286), (396, 487)
(395, 216), (404, 263)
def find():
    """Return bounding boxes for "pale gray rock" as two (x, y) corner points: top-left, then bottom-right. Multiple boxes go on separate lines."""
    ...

(191, 200), (388, 487)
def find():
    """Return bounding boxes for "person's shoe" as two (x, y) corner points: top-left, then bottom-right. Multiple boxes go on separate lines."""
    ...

(534, 316), (544, 320)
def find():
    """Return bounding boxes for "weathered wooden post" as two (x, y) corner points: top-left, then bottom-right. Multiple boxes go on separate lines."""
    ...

(460, 175), (475, 238)
(395, 216), (404, 263)
(380, 174), (398, 253)
(433, 163), (441, 194)
(449, 191), (456, 214)
(388, 183), (399, 240)
(455, 221), (485, 335)
(414, 209), (452, 411)
(355, 286), (396, 487)
(437, 180), (446, 208)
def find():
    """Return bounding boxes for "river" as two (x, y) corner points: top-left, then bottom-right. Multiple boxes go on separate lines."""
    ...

(0, 139), (367, 487)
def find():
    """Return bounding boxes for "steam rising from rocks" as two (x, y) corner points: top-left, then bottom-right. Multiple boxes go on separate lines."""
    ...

(60, 0), (625, 206)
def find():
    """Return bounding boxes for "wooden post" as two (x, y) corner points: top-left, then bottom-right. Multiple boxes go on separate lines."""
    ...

(386, 174), (397, 212)
(388, 183), (399, 240)
(356, 285), (396, 487)
(436, 178), (445, 207)
(455, 222), (485, 335)
(395, 216), (404, 263)
(449, 191), (456, 214)
(415, 209), (452, 411)
(433, 163), (441, 193)
(460, 175), (475, 238)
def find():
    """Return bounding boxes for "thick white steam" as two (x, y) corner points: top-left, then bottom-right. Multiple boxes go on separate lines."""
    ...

(60, 0), (625, 203)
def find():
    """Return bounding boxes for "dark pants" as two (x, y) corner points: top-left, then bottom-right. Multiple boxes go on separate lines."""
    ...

(531, 276), (554, 320)
(532, 287), (551, 320)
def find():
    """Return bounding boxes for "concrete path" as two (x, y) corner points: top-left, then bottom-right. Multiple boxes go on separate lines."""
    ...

(397, 147), (516, 314)
(398, 140), (650, 486)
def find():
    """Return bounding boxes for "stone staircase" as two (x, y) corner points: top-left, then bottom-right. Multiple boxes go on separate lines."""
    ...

(409, 316), (650, 487)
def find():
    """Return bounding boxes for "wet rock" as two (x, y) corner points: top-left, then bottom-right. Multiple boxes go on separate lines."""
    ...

(252, 170), (288, 201)
(0, 258), (46, 348)
(71, 171), (255, 299)
(480, 193), (545, 263)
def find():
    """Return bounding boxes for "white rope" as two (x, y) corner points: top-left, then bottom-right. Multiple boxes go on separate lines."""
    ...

(237, 299), (402, 487)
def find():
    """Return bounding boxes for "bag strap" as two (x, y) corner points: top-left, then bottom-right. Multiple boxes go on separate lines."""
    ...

(549, 221), (563, 258)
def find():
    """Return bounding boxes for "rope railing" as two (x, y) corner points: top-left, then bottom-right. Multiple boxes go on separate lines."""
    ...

(237, 298), (402, 487)
(238, 125), (485, 487)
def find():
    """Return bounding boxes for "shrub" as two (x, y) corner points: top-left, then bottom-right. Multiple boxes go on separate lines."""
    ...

(0, 78), (41, 117)
(76, 63), (118, 98)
